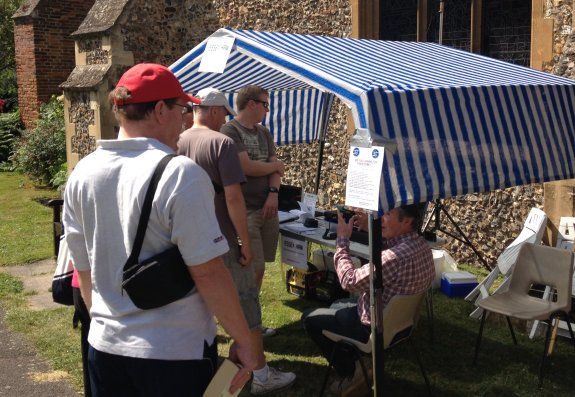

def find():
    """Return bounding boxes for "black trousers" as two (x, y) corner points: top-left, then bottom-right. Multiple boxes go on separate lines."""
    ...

(73, 287), (91, 397)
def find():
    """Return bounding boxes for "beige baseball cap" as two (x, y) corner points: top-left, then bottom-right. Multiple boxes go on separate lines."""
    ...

(195, 87), (237, 116)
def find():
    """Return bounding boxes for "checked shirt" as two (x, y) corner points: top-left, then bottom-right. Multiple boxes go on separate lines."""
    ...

(334, 231), (435, 326)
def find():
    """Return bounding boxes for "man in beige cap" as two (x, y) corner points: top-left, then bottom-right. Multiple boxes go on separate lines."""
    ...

(64, 65), (255, 397)
(178, 87), (296, 395)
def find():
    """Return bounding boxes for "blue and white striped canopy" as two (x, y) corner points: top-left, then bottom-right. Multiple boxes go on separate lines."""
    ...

(170, 28), (575, 211)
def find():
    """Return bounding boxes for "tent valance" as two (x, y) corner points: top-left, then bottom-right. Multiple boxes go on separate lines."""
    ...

(171, 28), (575, 212)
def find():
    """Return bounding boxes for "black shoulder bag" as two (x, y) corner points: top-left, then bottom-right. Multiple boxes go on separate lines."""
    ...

(122, 154), (195, 310)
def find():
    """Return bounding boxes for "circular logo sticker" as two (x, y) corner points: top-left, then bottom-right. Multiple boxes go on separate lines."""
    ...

(353, 147), (360, 156)
(372, 149), (379, 158)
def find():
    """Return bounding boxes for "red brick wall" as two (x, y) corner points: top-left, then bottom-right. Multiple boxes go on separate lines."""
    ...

(14, 1), (95, 129)
(13, 20), (38, 128)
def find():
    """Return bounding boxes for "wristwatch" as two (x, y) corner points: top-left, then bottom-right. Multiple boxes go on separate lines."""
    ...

(268, 187), (279, 193)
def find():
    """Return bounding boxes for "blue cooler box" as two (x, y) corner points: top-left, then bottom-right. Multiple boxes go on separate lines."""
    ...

(441, 271), (478, 298)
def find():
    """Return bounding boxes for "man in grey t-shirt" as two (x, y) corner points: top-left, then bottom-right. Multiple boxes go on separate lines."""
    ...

(221, 86), (286, 345)
(220, 85), (285, 297)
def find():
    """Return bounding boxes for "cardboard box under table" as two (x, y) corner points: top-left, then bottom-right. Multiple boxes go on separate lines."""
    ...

(441, 271), (478, 298)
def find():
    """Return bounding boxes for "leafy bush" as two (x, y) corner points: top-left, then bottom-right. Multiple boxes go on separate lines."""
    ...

(0, 110), (22, 164)
(11, 96), (66, 187)
(50, 162), (68, 193)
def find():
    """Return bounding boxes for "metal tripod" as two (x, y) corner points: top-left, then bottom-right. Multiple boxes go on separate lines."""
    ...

(422, 199), (492, 272)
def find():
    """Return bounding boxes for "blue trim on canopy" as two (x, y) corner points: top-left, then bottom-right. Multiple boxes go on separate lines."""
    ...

(170, 28), (575, 212)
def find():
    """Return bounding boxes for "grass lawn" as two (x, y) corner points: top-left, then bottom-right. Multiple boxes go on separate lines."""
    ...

(0, 172), (59, 265)
(1, 171), (575, 396)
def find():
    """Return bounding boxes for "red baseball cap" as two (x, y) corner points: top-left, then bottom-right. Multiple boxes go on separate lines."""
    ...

(114, 63), (200, 105)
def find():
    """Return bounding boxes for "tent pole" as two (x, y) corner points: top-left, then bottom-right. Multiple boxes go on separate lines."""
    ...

(314, 140), (325, 194)
(314, 95), (332, 194)
(369, 213), (384, 397)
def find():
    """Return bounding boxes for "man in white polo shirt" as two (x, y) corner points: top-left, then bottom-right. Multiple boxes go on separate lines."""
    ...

(64, 64), (256, 397)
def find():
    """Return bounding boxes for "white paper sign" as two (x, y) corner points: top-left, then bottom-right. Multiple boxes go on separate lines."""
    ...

(280, 235), (308, 270)
(345, 146), (385, 211)
(298, 192), (317, 217)
(198, 36), (235, 73)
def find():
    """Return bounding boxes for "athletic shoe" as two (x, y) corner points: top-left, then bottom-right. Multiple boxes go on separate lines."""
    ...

(250, 366), (296, 395)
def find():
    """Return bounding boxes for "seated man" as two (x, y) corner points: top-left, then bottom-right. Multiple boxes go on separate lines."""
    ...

(302, 204), (435, 393)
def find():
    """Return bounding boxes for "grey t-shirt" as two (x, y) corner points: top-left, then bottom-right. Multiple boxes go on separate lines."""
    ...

(178, 127), (246, 252)
(220, 119), (276, 210)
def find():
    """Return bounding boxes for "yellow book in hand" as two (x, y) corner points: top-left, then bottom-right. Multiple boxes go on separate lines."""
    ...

(203, 359), (243, 397)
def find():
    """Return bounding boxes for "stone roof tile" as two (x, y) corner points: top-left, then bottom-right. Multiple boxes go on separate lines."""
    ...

(59, 64), (111, 90)
(72, 0), (129, 36)
(12, 0), (41, 19)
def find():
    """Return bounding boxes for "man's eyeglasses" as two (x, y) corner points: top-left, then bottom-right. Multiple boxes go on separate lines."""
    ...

(174, 103), (193, 115)
(252, 99), (269, 110)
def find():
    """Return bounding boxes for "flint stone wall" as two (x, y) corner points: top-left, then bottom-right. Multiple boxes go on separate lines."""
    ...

(213, 0), (570, 267)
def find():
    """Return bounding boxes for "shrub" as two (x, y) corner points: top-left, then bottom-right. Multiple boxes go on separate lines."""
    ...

(11, 96), (66, 187)
(0, 110), (22, 164)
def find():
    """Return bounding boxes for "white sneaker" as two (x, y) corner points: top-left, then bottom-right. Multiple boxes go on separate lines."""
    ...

(250, 366), (296, 395)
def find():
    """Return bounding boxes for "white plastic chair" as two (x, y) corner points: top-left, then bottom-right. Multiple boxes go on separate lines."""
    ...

(465, 207), (547, 318)
(472, 243), (575, 389)
(529, 216), (575, 339)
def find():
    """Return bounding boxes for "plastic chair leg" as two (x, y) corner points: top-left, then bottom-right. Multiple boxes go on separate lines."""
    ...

(409, 339), (433, 397)
(319, 345), (337, 397)
(505, 316), (517, 345)
(426, 289), (434, 343)
(538, 315), (555, 389)
(472, 310), (487, 366)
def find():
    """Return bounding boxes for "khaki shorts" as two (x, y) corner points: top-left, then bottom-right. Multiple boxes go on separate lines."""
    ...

(247, 208), (279, 275)
(222, 250), (262, 329)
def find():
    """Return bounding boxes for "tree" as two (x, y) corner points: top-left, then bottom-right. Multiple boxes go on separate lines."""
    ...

(0, 0), (24, 110)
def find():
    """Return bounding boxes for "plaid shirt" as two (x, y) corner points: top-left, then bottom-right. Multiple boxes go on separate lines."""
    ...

(334, 232), (435, 326)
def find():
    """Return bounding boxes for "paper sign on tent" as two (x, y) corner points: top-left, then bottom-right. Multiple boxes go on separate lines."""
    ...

(345, 146), (384, 211)
(198, 36), (235, 73)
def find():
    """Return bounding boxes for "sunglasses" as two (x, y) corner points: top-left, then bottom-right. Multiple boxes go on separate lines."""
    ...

(174, 103), (193, 115)
(252, 99), (269, 110)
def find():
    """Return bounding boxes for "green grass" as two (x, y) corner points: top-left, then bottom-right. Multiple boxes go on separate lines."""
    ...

(0, 172), (59, 265)
(1, 171), (575, 396)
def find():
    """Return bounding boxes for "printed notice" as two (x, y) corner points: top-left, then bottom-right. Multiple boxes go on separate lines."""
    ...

(280, 235), (308, 270)
(345, 146), (385, 211)
(198, 36), (235, 73)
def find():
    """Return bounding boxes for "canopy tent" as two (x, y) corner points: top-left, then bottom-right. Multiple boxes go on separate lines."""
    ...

(170, 28), (575, 212)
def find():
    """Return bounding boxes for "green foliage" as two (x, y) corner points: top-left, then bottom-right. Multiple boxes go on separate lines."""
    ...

(0, 110), (22, 163)
(0, 0), (23, 109)
(11, 96), (66, 187)
(50, 162), (69, 192)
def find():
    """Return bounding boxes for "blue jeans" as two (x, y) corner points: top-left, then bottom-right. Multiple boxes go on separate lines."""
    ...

(302, 299), (370, 377)
(88, 340), (217, 397)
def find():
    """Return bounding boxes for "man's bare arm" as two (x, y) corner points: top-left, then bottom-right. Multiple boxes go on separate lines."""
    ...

(190, 257), (257, 390)
(223, 183), (253, 266)
(237, 151), (284, 177)
(77, 270), (92, 312)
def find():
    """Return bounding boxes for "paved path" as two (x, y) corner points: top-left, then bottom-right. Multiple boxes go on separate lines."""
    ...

(0, 260), (80, 396)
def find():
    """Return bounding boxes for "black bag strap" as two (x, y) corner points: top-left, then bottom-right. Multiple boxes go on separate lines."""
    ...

(124, 154), (176, 270)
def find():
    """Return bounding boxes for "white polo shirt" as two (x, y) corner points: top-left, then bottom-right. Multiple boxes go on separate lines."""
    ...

(64, 138), (229, 360)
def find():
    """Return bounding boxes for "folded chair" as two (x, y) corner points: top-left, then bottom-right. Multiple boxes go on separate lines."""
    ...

(465, 208), (547, 318)
(472, 242), (575, 388)
(319, 290), (432, 397)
